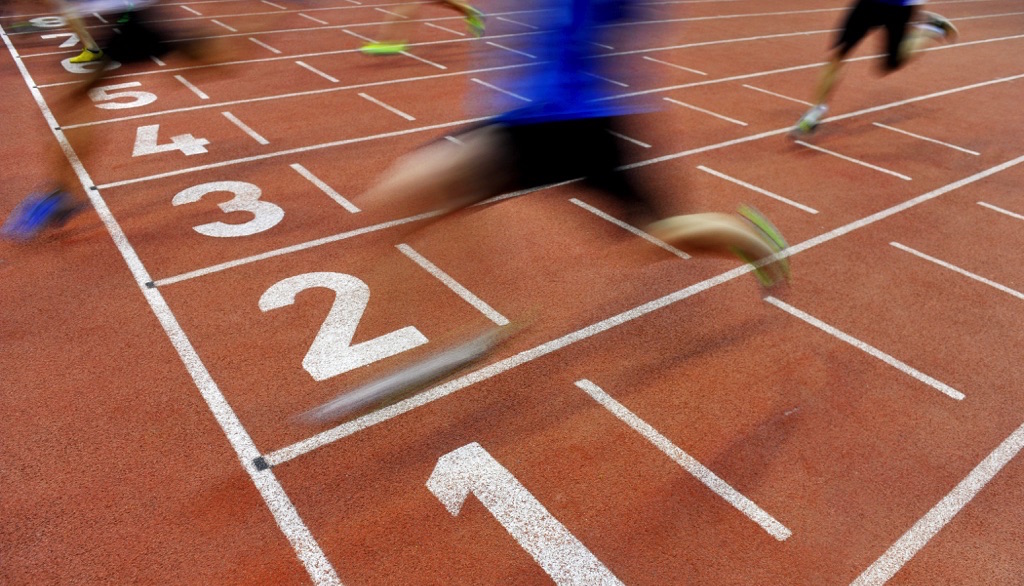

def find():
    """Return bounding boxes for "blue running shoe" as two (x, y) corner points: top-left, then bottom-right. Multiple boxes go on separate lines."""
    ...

(1, 191), (83, 241)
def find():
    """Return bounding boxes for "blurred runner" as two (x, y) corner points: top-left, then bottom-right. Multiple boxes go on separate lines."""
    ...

(793, 0), (958, 135)
(360, 0), (485, 55)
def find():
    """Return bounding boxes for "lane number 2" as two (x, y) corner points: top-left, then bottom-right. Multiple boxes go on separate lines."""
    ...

(259, 272), (428, 381)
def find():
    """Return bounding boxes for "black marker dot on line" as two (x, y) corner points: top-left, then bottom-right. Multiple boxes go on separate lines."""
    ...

(89, 186), (97, 191)
(254, 457), (270, 471)
(144, 281), (155, 289)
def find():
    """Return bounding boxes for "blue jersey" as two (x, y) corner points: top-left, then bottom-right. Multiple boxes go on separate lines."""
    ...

(495, 0), (639, 125)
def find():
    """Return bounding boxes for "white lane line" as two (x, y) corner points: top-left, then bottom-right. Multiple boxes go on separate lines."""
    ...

(852, 416), (1024, 585)
(262, 0), (287, 9)
(296, 60), (339, 83)
(401, 50), (446, 70)
(0, 23), (341, 586)
(642, 55), (706, 75)
(424, 21), (466, 36)
(89, 69), (1022, 190)
(698, 165), (818, 214)
(344, 0), (361, 5)
(150, 55), (167, 66)
(590, 41), (614, 50)
(358, 92), (415, 120)
(92, 12), (108, 23)
(342, 28), (374, 43)
(299, 12), (329, 25)
(375, 7), (407, 18)
(486, 41), (536, 59)
(576, 379), (791, 541)
(290, 163), (359, 212)
(570, 198), (689, 259)
(891, 242), (1024, 301)
(397, 244), (509, 326)
(174, 74), (210, 100)
(872, 123), (981, 156)
(664, 97), (747, 126)
(211, 19), (238, 32)
(496, 16), (538, 29)
(249, 37), (282, 54)
(471, 77), (531, 102)
(181, 5), (202, 15)
(259, 155), (1024, 466)
(153, 210), (446, 287)
(794, 140), (912, 181)
(586, 72), (628, 87)
(764, 296), (964, 400)
(444, 135), (465, 145)
(607, 130), (650, 148)
(222, 111), (269, 144)
(742, 83), (812, 106)
(978, 201), (1024, 222)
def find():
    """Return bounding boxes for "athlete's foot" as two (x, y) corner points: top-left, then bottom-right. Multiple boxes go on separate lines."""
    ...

(465, 5), (485, 37)
(918, 11), (958, 42)
(69, 47), (103, 63)
(1, 190), (86, 241)
(360, 41), (408, 55)
(792, 104), (827, 136)
(733, 205), (790, 287)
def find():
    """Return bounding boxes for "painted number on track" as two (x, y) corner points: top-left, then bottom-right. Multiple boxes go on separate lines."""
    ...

(89, 82), (157, 109)
(133, 124), (209, 157)
(172, 181), (283, 237)
(259, 272), (428, 381)
(427, 443), (623, 586)
(42, 32), (80, 48)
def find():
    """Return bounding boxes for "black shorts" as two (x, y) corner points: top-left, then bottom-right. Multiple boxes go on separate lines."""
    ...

(103, 8), (173, 64)
(495, 117), (655, 220)
(835, 0), (915, 70)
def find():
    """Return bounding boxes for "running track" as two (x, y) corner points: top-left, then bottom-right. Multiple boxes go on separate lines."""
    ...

(2, 0), (1024, 583)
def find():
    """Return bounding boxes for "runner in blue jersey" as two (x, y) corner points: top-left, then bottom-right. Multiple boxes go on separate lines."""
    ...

(793, 0), (958, 134)
(358, 0), (790, 288)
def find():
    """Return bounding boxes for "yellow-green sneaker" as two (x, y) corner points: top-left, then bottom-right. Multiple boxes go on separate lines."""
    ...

(735, 205), (790, 287)
(465, 6), (485, 37)
(69, 47), (103, 63)
(360, 41), (408, 56)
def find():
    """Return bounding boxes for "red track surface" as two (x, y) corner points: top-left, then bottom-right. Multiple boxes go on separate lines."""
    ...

(3, 0), (1024, 583)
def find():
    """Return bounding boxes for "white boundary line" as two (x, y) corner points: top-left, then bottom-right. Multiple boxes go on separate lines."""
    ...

(296, 60), (340, 83)
(358, 92), (415, 120)
(424, 21), (466, 36)
(48, 30), (1024, 128)
(664, 97), (747, 126)
(290, 163), (359, 212)
(210, 19), (238, 32)
(585, 72), (629, 87)
(396, 244), (510, 326)
(249, 36), (283, 54)
(374, 7), (407, 18)
(0, 23), (340, 586)
(400, 50), (446, 70)
(764, 296), (964, 400)
(485, 41), (537, 59)
(181, 5), (202, 15)
(496, 16), (538, 30)
(977, 201), (1024, 221)
(471, 77), (532, 102)
(794, 140), (912, 181)
(575, 379), (791, 540)
(569, 198), (689, 259)
(698, 165), (818, 214)
(742, 84), (812, 106)
(642, 55), (706, 75)
(262, 0), (287, 9)
(890, 242), (1024, 301)
(852, 415), (1024, 585)
(130, 75), (1024, 284)
(299, 12), (329, 25)
(607, 130), (651, 148)
(872, 123), (980, 156)
(150, 55), (167, 66)
(223, 111), (270, 144)
(174, 74), (210, 100)
(261, 154), (1024, 466)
